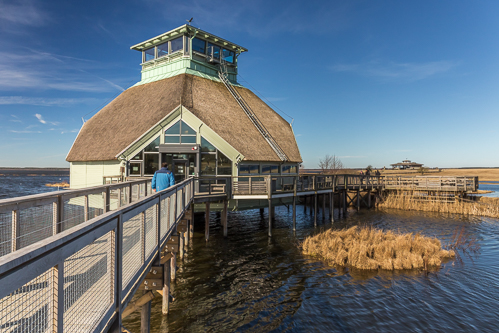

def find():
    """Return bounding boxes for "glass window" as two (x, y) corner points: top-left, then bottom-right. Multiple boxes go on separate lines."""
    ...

(192, 38), (206, 53)
(144, 154), (159, 175)
(144, 48), (155, 61)
(289, 165), (297, 174)
(131, 151), (143, 160)
(130, 162), (141, 175)
(201, 153), (216, 175)
(201, 137), (216, 152)
(144, 137), (160, 152)
(282, 165), (291, 173)
(165, 136), (180, 144)
(262, 165), (279, 174)
(207, 43), (220, 60)
(240, 165), (259, 174)
(171, 37), (183, 53)
(157, 42), (168, 57)
(218, 152), (232, 175)
(161, 153), (173, 170)
(181, 121), (196, 135)
(181, 136), (196, 144)
(223, 49), (234, 63)
(165, 121), (180, 135)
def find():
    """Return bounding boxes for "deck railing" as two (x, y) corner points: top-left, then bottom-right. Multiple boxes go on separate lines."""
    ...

(0, 178), (152, 258)
(383, 176), (478, 192)
(0, 178), (193, 333)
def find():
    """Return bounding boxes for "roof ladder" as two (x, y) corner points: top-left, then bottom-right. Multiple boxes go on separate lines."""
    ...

(218, 66), (289, 162)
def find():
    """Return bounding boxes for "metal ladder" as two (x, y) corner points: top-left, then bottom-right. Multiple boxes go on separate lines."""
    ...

(218, 65), (289, 162)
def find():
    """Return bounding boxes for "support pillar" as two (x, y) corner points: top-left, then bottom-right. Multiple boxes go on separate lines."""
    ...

(322, 194), (326, 220)
(357, 190), (360, 211)
(205, 202), (210, 242)
(170, 252), (176, 281)
(140, 291), (151, 333)
(343, 190), (347, 215)
(222, 200), (228, 238)
(179, 232), (184, 259)
(162, 258), (171, 315)
(268, 199), (272, 237)
(292, 196), (296, 231)
(314, 193), (317, 227)
(330, 192), (334, 223)
(368, 190), (371, 208)
(189, 211), (194, 240)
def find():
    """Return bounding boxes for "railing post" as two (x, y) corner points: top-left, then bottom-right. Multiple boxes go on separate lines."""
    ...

(129, 183), (133, 203)
(105, 186), (111, 213)
(56, 262), (64, 333)
(115, 215), (123, 331)
(11, 209), (19, 252)
(249, 177), (252, 195)
(84, 195), (89, 222)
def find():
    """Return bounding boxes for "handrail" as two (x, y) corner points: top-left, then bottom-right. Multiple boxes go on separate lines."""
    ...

(0, 178), (193, 333)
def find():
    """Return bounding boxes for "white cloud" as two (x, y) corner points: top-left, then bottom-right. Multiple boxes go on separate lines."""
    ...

(10, 114), (22, 123)
(331, 60), (459, 82)
(35, 113), (46, 124)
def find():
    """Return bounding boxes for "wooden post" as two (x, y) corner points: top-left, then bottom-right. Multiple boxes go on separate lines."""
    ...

(189, 207), (194, 240)
(222, 200), (228, 237)
(162, 258), (171, 315)
(314, 193), (317, 227)
(368, 190), (371, 208)
(205, 202), (210, 242)
(185, 220), (190, 246)
(293, 177), (297, 231)
(322, 194), (326, 220)
(343, 190), (347, 215)
(268, 198), (272, 237)
(357, 190), (360, 211)
(179, 232), (184, 259)
(171, 252), (176, 281)
(330, 192), (334, 223)
(140, 290), (151, 333)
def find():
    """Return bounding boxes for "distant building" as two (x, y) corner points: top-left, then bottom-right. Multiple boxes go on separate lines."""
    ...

(390, 160), (423, 170)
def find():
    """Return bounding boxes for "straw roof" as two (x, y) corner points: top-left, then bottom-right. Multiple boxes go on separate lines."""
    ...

(67, 74), (302, 163)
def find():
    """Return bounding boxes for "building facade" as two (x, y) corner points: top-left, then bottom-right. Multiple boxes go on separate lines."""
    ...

(67, 25), (302, 188)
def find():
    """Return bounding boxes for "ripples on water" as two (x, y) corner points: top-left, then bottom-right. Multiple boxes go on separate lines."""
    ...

(122, 205), (499, 333)
(0, 175), (69, 199)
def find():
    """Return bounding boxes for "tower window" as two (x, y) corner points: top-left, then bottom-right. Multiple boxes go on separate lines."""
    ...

(171, 37), (183, 53)
(192, 38), (206, 53)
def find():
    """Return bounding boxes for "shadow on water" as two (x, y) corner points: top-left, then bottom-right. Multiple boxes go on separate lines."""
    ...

(123, 205), (499, 333)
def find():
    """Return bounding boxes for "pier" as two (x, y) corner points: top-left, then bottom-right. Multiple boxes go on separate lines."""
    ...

(0, 174), (478, 333)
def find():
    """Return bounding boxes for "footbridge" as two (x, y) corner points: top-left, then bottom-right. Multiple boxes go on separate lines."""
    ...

(0, 174), (478, 332)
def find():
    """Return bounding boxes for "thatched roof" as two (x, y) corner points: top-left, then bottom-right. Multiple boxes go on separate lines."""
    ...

(67, 74), (302, 163)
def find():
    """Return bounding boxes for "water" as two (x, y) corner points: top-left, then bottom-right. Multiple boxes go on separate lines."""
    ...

(0, 171), (69, 199)
(478, 183), (499, 198)
(123, 206), (499, 332)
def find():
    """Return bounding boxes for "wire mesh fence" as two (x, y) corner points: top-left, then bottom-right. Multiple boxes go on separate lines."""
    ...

(0, 179), (193, 333)
(0, 212), (12, 257)
(63, 231), (114, 332)
(0, 267), (56, 333)
(18, 203), (55, 250)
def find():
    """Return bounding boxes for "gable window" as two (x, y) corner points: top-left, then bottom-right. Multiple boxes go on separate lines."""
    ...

(262, 165), (279, 174)
(239, 165), (259, 175)
(200, 137), (232, 176)
(164, 120), (196, 144)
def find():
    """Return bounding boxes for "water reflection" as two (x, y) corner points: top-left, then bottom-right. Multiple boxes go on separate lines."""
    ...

(123, 206), (499, 332)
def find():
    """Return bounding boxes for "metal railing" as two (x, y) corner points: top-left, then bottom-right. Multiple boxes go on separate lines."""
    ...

(383, 176), (478, 192)
(0, 178), (193, 333)
(0, 179), (152, 259)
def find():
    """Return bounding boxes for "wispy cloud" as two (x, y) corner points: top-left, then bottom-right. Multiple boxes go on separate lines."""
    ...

(331, 60), (459, 82)
(0, 50), (128, 92)
(10, 114), (22, 123)
(0, 96), (99, 106)
(339, 155), (366, 159)
(10, 130), (42, 134)
(0, 0), (47, 28)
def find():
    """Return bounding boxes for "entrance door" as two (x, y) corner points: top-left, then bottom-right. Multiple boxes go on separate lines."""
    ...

(173, 159), (188, 183)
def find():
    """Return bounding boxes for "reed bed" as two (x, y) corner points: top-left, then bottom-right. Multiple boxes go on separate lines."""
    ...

(302, 226), (454, 270)
(379, 194), (499, 218)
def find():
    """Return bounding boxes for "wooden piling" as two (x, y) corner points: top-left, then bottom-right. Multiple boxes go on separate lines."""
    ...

(330, 192), (334, 223)
(343, 190), (347, 215)
(268, 199), (272, 237)
(357, 190), (360, 211)
(179, 232), (184, 259)
(322, 194), (326, 220)
(162, 258), (171, 315)
(205, 202), (210, 242)
(222, 200), (228, 237)
(170, 252), (176, 281)
(140, 291), (151, 333)
(314, 193), (317, 227)
(293, 177), (297, 230)
(368, 190), (371, 208)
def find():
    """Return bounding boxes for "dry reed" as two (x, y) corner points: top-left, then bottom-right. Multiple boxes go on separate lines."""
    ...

(379, 193), (499, 218)
(302, 226), (454, 270)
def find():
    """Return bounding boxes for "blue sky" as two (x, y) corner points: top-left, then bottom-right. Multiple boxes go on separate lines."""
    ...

(1, 0), (498, 168)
